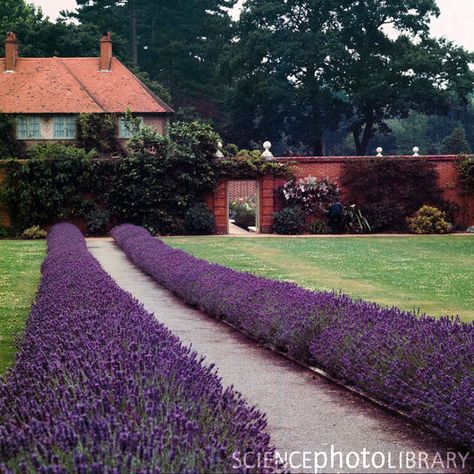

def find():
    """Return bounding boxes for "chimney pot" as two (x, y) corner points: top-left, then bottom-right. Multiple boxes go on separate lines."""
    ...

(4, 32), (18, 72)
(100, 32), (112, 72)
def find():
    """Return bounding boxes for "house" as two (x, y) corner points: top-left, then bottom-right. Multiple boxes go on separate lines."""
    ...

(0, 32), (173, 143)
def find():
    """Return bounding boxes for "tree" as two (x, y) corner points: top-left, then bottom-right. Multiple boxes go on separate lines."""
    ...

(442, 126), (471, 154)
(70, 0), (236, 113)
(227, 0), (347, 155)
(326, 0), (474, 155)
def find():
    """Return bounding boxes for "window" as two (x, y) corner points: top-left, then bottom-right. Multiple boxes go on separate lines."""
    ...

(53, 115), (76, 139)
(118, 115), (143, 139)
(16, 115), (41, 139)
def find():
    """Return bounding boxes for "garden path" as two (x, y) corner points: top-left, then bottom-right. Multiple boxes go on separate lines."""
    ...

(88, 240), (467, 473)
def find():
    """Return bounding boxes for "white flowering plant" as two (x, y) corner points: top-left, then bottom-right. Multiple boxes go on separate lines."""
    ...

(281, 176), (340, 215)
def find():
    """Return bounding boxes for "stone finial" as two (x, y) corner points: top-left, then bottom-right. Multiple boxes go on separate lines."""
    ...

(262, 141), (274, 160)
(413, 146), (420, 157)
(376, 147), (383, 157)
(215, 141), (224, 159)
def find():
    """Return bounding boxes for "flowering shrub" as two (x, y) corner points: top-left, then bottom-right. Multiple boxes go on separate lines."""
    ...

(113, 224), (474, 448)
(0, 224), (274, 472)
(281, 177), (340, 215)
(408, 206), (453, 234)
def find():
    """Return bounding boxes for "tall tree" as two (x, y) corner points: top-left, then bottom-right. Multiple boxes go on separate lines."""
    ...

(227, 0), (346, 155)
(325, 0), (474, 155)
(70, 0), (236, 112)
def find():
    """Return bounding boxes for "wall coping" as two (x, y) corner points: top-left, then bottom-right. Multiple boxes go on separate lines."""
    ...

(274, 155), (461, 164)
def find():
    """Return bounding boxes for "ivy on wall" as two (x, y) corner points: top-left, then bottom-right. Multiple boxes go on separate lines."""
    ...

(341, 158), (456, 232)
(458, 155), (474, 194)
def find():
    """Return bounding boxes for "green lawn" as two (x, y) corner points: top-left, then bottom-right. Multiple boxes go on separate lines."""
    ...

(0, 240), (45, 374)
(165, 235), (474, 322)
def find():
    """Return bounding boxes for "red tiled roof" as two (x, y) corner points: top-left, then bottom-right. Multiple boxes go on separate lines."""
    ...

(0, 57), (173, 114)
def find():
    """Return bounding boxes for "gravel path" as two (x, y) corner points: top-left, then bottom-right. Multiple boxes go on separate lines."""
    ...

(88, 240), (468, 473)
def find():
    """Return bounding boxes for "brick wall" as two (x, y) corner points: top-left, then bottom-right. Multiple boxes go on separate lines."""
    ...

(228, 180), (257, 202)
(211, 155), (474, 234)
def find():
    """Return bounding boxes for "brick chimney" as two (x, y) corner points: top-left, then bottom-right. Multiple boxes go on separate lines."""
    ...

(4, 32), (18, 73)
(99, 32), (112, 72)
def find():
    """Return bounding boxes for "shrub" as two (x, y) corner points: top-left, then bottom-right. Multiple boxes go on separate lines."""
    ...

(342, 205), (371, 234)
(82, 204), (111, 236)
(273, 207), (306, 235)
(281, 177), (340, 216)
(342, 158), (451, 232)
(26, 143), (96, 161)
(442, 126), (471, 155)
(0, 224), (11, 238)
(0, 113), (23, 158)
(408, 206), (452, 234)
(230, 197), (256, 230)
(112, 224), (474, 447)
(308, 218), (329, 234)
(0, 224), (275, 471)
(76, 113), (120, 154)
(458, 155), (474, 194)
(21, 225), (47, 239)
(184, 203), (215, 235)
(127, 125), (170, 156)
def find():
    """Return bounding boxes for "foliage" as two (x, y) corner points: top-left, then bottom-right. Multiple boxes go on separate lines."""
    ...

(114, 224), (474, 447)
(342, 205), (371, 234)
(0, 114), (21, 159)
(227, 0), (474, 155)
(81, 201), (111, 236)
(272, 207), (306, 235)
(26, 143), (96, 160)
(76, 113), (120, 155)
(217, 151), (293, 179)
(230, 197), (256, 231)
(127, 125), (170, 156)
(307, 219), (329, 235)
(442, 126), (471, 154)
(184, 203), (215, 235)
(3, 158), (92, 230)
(342, 158), (450, 232)
(21, 225), (47, 239)
(407, 205), (452, 234)
(0, 224), (11, 238)
(458, 155), (474, 194)
(281, 177), (340, 216)
(0, 224), (274, 471)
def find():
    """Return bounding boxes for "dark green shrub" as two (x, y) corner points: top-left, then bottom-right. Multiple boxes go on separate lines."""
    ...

(21, 225), (47, 239)
(184, 203), (215, 235)
(81, 202), (111, 236)
(273, 207), (306, 235)
(342, 158), (451, 232)
(27, 143), (96, 161)
(3, 158), (92, 229)
(342, 205), (371, 234)
(407, 206), (452, 234)
(0, 224), (11, 238)
(308, 218), (329, 234)
(0, 113), (24, 158)
(76, 113), (120, 155)
(458, 155), (474, 194)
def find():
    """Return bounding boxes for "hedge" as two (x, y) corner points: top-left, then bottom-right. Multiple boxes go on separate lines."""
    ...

(0, 224), (274, 472)
(112, 224), (474, 448)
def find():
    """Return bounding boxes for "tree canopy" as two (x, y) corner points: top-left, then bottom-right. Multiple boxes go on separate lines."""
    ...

(1, 0), (473, 155)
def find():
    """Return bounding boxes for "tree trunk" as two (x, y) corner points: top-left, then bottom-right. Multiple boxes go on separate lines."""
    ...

(353, 116), (374, 156)
(130, 0), (138, 65)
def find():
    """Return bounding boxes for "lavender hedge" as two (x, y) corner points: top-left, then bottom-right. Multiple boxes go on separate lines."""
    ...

(0, 224), (274, 472)
(112, 224), (474, 448)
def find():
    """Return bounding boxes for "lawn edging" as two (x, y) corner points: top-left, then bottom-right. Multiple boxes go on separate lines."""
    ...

(0, 224), (275, 471)
(112, 224), (474, 449)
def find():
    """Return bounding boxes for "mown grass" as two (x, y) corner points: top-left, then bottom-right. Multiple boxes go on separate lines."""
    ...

(0, 240), (45, 374)
(165, 235), (474, 322)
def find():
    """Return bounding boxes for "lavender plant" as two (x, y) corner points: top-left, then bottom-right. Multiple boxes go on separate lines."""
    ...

(112, 224), (474, 448)
(0, 224), (275, 473)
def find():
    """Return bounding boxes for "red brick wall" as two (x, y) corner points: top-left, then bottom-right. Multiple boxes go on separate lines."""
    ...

(210, 155), (474, 234)
(228, 180), (257, 202)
